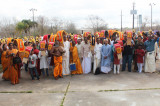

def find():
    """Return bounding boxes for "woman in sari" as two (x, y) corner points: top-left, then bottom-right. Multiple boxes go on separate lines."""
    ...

(6, 43), (19, 85)
(70, 41), (83, 74)
(1, 44), (10, 80)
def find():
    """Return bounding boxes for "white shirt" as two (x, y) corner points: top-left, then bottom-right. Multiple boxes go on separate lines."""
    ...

(63, 41), (70, 60)
(76, 43), (82, 58)
(38, 50), (48, 69)
(94, 43), (102, 59)
(28, 54), (37, 68)
(81, 43), (91, 58)
(110, 40), (114, 45)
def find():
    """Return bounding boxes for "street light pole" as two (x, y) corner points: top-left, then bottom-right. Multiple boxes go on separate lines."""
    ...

(121, 10), (123, 32)
(30, 8), (37, 36)
(149, 3), (156, 30)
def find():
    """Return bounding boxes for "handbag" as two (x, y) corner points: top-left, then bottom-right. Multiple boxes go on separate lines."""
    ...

(70, 51), (76, 71)
(70, 63), (76, 71)
(13, 56), (22, 64)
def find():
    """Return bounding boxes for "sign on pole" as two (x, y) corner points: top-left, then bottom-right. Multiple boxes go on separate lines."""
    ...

(130, 10), (137, 14)
(139, 15), (142, 24)
(139, 15), (142, 31)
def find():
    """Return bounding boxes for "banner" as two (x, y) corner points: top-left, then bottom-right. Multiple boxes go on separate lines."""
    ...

(114, 43), (122, 54)
(24, 46), (33, 58)
(17, 39), (25, 52)
(48, 42), (54, 50)
(40, 41), (46, 49)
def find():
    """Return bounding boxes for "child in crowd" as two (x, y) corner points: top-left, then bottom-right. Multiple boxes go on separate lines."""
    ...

(135, 44), (145, 73)
(113, 43), (121, 74)
(38, 44), (49, 77)
(28, 49), (40, 80)
(113, 50), (120, 74)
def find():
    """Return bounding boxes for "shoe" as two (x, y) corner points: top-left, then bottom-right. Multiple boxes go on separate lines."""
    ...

(55, 77), (58, 80)
(59, 76), (63, 78)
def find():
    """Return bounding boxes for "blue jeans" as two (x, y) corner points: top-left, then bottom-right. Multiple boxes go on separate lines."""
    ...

(25, 64), (28, 72)
(41, 68), (49, 76)
(29, 67), (39, 80)
(122, 55), (133, 72)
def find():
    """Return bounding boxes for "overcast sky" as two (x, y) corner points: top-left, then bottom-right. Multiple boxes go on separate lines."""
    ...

(0, 0), (159, 29)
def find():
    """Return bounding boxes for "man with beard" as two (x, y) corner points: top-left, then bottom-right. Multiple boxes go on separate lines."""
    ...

(81, 37), (92, 74)
(62, 35), (70, 76)
(144, 34), (157, 73)
(51, 40), (65, 80)
(76, 37), (82, 62)
(93, 38), (102, 73)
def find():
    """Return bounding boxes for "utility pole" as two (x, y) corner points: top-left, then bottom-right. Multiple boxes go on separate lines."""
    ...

(149, 3), (156, 30)
(51, 23), (53, 33)
(133, 2), (135, 29)
(121, 10), (123, 32)
(130, 2), (137, 30)
(30, 8), (37, 36)
(137, 15), (139, 31)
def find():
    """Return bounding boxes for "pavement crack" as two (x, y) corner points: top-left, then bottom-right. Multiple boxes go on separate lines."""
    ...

(60, 82), (70, 106)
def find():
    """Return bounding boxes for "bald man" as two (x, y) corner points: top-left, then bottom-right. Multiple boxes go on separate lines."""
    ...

(101, 39), (112, 73)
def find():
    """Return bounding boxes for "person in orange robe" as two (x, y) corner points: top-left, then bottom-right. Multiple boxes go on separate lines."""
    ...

(1, 44), (10, 80)
(13, 43), (22, 78)
(6, 43), (19, 85)
(70, 41), (83, 75)
(51, 40), (65, 80)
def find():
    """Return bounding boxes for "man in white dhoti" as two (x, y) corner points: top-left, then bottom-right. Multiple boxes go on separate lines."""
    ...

(76, 38), (82, 62)
(144, 34), (157, 73)
(81, 37), (91, 74)
(101, 39), (112, 73)
(62, 35), (70, 75)
(93, 38), (102, 73)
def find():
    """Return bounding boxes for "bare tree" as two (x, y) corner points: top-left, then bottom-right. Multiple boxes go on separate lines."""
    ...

(36, 16), (49, 36)
(64, 20), (77, 34)
(51, 17), (63, 33)
(87, 15), (108, 33)
(0, 18), (17, 37)
(153, 20), (160, 30)
(141, 16), (150, 31)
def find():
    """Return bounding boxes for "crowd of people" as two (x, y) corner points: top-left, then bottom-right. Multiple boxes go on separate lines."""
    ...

(0, 30), (159, 85)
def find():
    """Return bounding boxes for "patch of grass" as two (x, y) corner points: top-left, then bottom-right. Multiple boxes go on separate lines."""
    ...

(0, 91), (33, 93)
(60, 82), (70, 106)
(98, 88), (160, 92)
